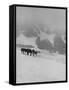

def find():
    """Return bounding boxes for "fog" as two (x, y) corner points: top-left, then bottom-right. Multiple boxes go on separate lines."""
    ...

(16, 7), (66, 37)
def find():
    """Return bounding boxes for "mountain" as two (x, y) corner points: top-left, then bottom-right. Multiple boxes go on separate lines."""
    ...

(16, 34), (38, 50)
(16, 27), (66, 55)
(36, 36), (54, 52)
(36, 35), (66, 55)
(53, 35), (66, 54)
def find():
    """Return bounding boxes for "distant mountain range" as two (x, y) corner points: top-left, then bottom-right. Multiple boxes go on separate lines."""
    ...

(36, 35), (66, 54)
(16, 31), (66, 55)
(16, 34), (38, 50)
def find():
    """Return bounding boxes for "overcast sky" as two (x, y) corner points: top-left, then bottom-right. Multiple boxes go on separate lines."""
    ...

(16, 6), (66, 37)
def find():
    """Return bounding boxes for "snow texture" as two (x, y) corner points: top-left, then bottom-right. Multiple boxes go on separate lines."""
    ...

(16, 48), (66, 83)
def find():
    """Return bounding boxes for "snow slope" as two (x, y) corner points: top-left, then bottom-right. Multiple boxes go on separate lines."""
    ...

(16, 34), (37, 48)
(16, 48), (66, 83)
(16, 34), (42, 51)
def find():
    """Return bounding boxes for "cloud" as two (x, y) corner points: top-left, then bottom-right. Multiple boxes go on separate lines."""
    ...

(22, 22), (52, 38)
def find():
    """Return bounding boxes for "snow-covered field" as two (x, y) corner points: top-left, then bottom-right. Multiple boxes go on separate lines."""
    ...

(16, 48), (66, 83)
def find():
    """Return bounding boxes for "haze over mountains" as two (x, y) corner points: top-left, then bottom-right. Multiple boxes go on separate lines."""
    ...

(16, 7), (65, 38)
(16, 23), (66, 55)
(16, 7), (66, 55)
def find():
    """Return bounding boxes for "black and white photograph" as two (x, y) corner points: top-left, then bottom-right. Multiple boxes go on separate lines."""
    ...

(15, 5), (67, 84)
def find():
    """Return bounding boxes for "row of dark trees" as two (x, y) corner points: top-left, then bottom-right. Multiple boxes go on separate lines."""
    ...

(21, 48), (40, 56)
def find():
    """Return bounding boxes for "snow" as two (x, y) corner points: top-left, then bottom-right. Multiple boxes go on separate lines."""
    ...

(16, 48), (66, 83)
(16, 34), (37, 48)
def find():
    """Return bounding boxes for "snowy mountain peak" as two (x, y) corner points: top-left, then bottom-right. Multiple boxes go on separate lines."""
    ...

(16, 34), (37, 49)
